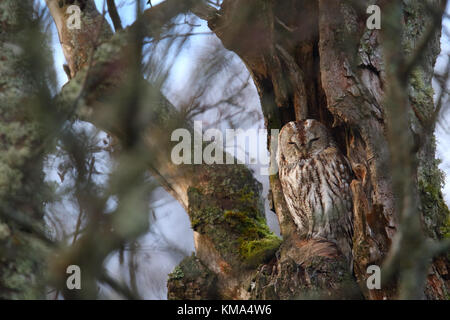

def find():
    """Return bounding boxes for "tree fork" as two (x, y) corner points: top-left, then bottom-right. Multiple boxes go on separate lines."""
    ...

(45, 0), (282, 299)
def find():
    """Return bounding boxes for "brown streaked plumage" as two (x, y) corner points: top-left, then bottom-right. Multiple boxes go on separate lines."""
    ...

(277, 119), (353, 264)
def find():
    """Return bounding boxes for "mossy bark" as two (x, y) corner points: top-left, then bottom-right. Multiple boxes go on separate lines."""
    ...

(42, 0), (449, 299)
(46, 0), (281, 299)
(167, 255), (218, 300)
(199, 0), (449, 299)
(0, 0), (51, 299)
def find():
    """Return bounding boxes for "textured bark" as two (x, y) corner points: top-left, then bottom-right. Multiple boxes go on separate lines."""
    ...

(194, 0), (449, 299)
(14, 0), (448, 299)
(0, 1), (51, 299)
(46, 0), (280, 299)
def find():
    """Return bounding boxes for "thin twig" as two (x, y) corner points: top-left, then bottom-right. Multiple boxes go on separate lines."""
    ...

(107, 0), (123, 31)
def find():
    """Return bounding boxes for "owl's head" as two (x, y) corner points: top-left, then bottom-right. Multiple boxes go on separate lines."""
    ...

(277, 119), (335, 164)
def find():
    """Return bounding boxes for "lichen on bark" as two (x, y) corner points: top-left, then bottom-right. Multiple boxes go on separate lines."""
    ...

(188, 163), (281, 270)
(0, 0), (52, 299)
(402, 0), (450, 242)
(167, 254), (218, 300)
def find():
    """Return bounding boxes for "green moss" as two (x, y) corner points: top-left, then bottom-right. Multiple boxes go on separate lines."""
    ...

(441, 215), (450, 239)
(187, 164), (281, 269)
(419, 175), (450, 239)
(224, 210), (282, 267)
(402, 1), (440, 58)
(167, 255), (218, 299)
(0, 231), (48, 299)
(240, 236), (282, 266)
(168, 266), (184, 280)
(409, 68), (435, 120)
(417, 134), (449, 241)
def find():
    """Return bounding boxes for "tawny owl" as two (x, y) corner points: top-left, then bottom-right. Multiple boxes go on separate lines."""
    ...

(276, 119), (353, 263)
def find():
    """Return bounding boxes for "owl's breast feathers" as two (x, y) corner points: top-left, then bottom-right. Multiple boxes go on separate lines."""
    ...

(279, 147), (354, 262)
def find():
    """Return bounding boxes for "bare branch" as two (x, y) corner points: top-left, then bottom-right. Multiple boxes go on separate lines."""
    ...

(107, 0), (123, 31)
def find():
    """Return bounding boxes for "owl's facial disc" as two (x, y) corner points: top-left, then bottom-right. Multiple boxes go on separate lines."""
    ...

(287, 139), (307, 159)
(278, 120), (335, 166)
(289, 136), (321, 159)
(280, 136), (303, 162)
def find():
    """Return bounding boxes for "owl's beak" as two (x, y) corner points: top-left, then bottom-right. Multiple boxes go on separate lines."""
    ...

(289, 140), (308, 158)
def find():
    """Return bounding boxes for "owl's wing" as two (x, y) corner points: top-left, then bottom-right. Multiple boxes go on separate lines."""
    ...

(319, 147), (354, 259)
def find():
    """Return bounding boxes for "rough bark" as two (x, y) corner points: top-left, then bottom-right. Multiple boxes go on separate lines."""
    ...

(18, 0), (449, 300)
(0, 0), (52, 299)
(45, 0), (280, 299)
(194, 0), (449, 299)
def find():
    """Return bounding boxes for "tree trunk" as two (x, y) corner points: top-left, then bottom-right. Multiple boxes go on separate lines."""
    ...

(185, 0), (449, 300)
(0, 1), (52, 299)
(45, 0), (450, 300)
(1, 0), (447, 299)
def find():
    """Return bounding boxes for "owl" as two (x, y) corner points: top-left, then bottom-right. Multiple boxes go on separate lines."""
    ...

(276, 119), (353, 263)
